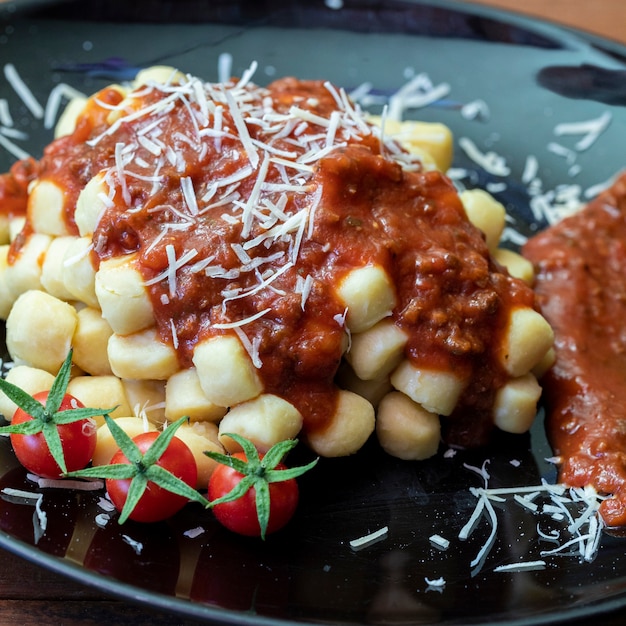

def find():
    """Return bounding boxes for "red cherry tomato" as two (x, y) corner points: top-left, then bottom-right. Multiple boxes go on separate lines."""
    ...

(106, 432), (197, 523)
(11, 391), (97, 479)
(208, 452), (299, 537)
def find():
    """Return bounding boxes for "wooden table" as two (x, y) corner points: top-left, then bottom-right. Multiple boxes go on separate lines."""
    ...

(1, 1), (625, 624)
(469, 0), (626, 44)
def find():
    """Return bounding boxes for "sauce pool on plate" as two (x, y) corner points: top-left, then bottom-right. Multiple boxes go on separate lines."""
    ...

(523, 173), (626, 527)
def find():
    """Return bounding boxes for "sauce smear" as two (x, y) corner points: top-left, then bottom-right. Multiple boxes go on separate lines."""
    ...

(523, 173), (626, 527)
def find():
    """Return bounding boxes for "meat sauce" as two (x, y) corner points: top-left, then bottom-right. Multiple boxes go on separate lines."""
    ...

(523, 174), (626, 527)
(4, 76), (535, 445)
(0, 158), (37, 220)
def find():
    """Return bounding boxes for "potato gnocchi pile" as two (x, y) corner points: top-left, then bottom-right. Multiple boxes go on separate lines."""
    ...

(0, 66), (554, 479)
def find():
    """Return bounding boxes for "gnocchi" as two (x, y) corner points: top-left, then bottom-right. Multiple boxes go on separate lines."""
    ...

(6, 290), (77, 373)
(192, 335), (263, 408)
(0, 66), (554, 471)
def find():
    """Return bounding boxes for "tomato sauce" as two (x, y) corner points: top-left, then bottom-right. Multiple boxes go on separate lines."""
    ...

(523, 173), (626, 527)
(4, 76), (535, 445)
(0, 158), (38, 220)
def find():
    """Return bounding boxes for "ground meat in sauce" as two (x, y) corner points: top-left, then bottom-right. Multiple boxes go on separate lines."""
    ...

(4, 75), (537, 448)
(0, 158), (38, 220)
(523, 173), (626, 527)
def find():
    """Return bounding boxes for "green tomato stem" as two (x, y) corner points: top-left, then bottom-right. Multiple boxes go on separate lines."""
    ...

(205, 433), (318, 540)
(0, 349), (113, 476)
(67, 415), (211, 522)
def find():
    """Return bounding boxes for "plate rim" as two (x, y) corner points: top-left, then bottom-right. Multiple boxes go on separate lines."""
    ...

(1, 0), (626, 624)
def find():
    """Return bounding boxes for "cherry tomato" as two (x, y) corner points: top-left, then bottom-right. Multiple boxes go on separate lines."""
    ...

(11, 391), (97, 479)
(106, 432), (197, 523)
(208, 452), (299, 537)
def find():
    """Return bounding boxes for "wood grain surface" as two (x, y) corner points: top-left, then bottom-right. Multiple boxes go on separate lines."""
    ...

(468, 0), (626, 43)
(0, 1), (625, 625)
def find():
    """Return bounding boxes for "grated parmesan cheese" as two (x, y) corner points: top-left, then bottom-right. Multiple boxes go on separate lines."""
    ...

(458, 474), (605, 572)
(233, 326), (262, 369)
(43, 83), (85, 130)
(521, 154), (539, 184)
(547, 141), (577, 164)
(97, 496), (117, 512)
(0, 133), (29, 160)
(493, 560), (546, 573)
(513, 493), (538, 513)
(388, 73), (451, 121)
(0, 126), (27, 141)
(0, 98), (13, 127)
(1, 488), (47, 544)
(424, 576), (446, 590)
(31, 477), (105, 491)
(95, 513), (110, 528)
(553, 111), (612, 151)
(122, 534), (144, 555)
(183, 526), (206, 539)
(212, 307), (272, 330)
(429, 534), (450, 550)
(4, 63), (43, 119)
(461, 99), (490, 121)
(217, 53), (233, 86)
(458, 136), (511, 176)
(349, 526), (389, 550)
(1, 487), (42, 502)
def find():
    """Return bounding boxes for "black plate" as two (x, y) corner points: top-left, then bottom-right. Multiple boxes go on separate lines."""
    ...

(1, 1), (626, 624)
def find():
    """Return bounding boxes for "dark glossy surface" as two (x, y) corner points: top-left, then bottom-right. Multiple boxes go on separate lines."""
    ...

(1, 1), (626, 624)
